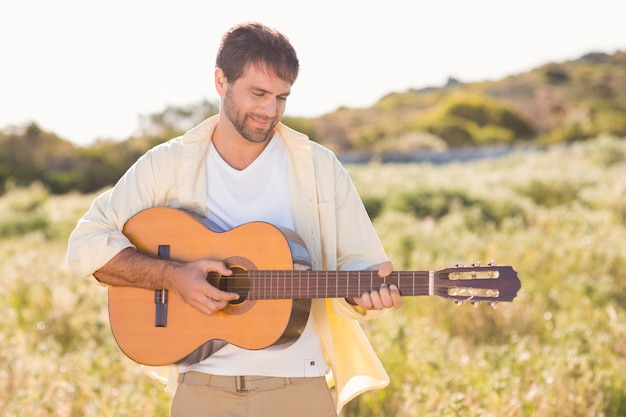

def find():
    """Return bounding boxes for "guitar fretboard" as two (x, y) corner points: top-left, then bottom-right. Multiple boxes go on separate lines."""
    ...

(243, 270), (433, 299)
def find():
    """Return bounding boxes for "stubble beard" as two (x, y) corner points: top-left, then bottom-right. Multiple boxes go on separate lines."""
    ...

(223, 89), (278, 144)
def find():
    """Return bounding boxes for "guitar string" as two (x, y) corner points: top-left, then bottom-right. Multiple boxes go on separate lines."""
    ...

(210, 271), (508, 299)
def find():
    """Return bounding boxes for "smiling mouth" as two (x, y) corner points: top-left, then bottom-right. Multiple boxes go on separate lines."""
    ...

(248, 115), (275, 131)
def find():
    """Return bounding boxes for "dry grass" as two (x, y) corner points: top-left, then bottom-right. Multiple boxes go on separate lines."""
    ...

(1, 136), (625, 416)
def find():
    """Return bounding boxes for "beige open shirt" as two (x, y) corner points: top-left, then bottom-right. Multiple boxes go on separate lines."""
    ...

(67, 115), (391, 413)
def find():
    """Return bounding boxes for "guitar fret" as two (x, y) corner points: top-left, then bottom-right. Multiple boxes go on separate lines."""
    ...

(284, 270), (288, 299)
(260, 271), (264, 299)
(326, 271), (329, 298)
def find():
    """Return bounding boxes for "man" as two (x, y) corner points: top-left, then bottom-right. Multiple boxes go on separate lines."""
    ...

(67, 22), (402, 417)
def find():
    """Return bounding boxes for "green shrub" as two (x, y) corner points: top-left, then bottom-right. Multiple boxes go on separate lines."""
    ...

(515, 178), (584, 207)
(0, 183), (50, 238)
(383, 187), (526, 228)
(411, 93), (536, 147)
(361, 195), (384, 220)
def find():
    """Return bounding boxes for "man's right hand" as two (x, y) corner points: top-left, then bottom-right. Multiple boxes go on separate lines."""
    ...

(167, 259), (240, 315)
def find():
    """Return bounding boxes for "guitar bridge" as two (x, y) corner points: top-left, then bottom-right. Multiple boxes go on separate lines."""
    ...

(154, 289), (169, 327)
(155, 245), (170, 327)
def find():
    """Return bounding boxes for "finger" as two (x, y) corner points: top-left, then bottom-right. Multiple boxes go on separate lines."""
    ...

(377, 284), (403, 308)
(195, 297), (230, 316)
(377, 261), (393, 278)
(206, 297), (229, 313)
(192, 275), (239, 302)
(193, 261), (239, 301)
(367, 290), (385, 310)
(206, 286), (240, 302)
(198, 259), (233, 276)
(378, 283), (394, 307)
(389, 284), (404, 308)
(355, 291), (373, 309)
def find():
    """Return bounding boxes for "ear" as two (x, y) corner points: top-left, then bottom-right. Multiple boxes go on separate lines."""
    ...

(215, 67), (228, 96)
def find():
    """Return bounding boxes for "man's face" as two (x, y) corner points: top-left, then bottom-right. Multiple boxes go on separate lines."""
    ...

(220, 64), (292, 144)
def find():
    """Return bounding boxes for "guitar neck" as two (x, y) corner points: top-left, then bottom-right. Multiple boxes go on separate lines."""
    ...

(245, 270), (432, 300)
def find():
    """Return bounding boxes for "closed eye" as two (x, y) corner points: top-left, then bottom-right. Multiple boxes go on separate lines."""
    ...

(251, 88), (289, 101)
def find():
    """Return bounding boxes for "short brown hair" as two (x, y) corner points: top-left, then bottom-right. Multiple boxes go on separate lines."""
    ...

(216, 22), (299, 85)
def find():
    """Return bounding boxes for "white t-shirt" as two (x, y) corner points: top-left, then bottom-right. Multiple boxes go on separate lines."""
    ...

(179, 133), (328, 377)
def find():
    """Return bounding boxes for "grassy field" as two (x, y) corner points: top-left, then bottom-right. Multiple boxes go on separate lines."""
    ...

(1, 136), (625, 416)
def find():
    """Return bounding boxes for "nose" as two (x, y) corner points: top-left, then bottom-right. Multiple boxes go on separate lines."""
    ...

(258, 96), (279, 118)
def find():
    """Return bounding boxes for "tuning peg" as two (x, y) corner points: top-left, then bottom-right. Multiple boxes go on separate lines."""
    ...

(454, 299), (464, 305)
(455, 263), (464, 267)
(471, 301), (481, 307)
(471, 261), (481, 267)
(487, 260), (497, 266)
(490, 302), (498, 309)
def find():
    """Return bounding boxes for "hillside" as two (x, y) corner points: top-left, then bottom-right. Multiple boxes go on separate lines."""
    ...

(1, 50), (625, 194)
(292, 50), (626, 153)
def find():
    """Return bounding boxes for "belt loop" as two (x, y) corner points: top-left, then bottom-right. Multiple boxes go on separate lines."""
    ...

(236, 376), (249, 393)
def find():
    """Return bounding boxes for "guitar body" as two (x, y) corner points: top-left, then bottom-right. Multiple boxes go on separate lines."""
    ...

(108, 207), (311, 366)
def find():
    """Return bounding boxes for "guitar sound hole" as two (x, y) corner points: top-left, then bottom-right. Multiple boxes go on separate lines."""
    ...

(218, 266), (249, 305)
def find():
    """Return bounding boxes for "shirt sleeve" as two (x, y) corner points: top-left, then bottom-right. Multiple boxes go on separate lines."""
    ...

(66, 142), (171, 279)
(66, 188), (136, 280)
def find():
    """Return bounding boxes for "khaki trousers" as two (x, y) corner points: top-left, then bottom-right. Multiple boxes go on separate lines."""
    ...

(170, 372), (338, 417)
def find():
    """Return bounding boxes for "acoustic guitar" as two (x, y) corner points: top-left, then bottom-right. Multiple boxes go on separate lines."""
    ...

(108, 207), (521, 366)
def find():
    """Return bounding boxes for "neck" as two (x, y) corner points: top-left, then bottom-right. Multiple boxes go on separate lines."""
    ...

(212, 119), (272, 170)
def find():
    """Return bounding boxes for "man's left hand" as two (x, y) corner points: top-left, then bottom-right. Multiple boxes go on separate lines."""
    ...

(349, 261), (403, 310)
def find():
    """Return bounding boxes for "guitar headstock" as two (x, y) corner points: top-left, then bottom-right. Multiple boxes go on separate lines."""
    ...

(434, 261), (521, 307)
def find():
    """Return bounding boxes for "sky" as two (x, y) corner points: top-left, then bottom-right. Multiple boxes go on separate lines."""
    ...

(1, 0), (625, 146)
